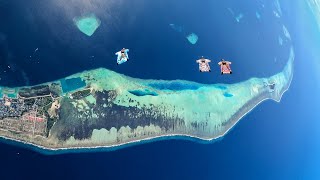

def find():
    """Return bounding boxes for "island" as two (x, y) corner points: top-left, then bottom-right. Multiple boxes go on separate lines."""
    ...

(0, 47), (294, 151)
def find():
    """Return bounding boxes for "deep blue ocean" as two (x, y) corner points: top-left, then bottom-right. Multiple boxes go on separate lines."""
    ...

(0, 0), (320, 179)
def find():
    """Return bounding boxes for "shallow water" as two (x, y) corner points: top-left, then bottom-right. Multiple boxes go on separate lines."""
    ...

(0, 0), (319, 179)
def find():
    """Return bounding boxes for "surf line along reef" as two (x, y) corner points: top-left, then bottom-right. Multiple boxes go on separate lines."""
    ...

(0, 47), (294, 151)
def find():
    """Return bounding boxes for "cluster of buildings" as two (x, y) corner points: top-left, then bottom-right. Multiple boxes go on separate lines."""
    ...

(0, 96), (29, 119)
(0, 94), (48, 136)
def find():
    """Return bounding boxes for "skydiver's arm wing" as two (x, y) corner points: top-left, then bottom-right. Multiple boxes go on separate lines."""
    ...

(196, 60), (200, 63)
(125, 49), (129, 59)
(206, 59), (211, 63)
(218, 62), (221, 65)
(115, 52), (121, 61)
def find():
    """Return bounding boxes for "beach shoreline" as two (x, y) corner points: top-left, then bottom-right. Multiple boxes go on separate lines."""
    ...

(0, 86), (290, 154)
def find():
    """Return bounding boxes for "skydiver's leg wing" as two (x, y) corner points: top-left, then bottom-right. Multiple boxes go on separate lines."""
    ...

(117, 53), (122, 61)
(118, 58), (128, 64)
(226, 64), (231, 71)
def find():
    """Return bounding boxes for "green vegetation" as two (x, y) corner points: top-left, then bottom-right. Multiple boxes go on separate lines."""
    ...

(71, 89), (91, 100)
(46, 115), (57, 137)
